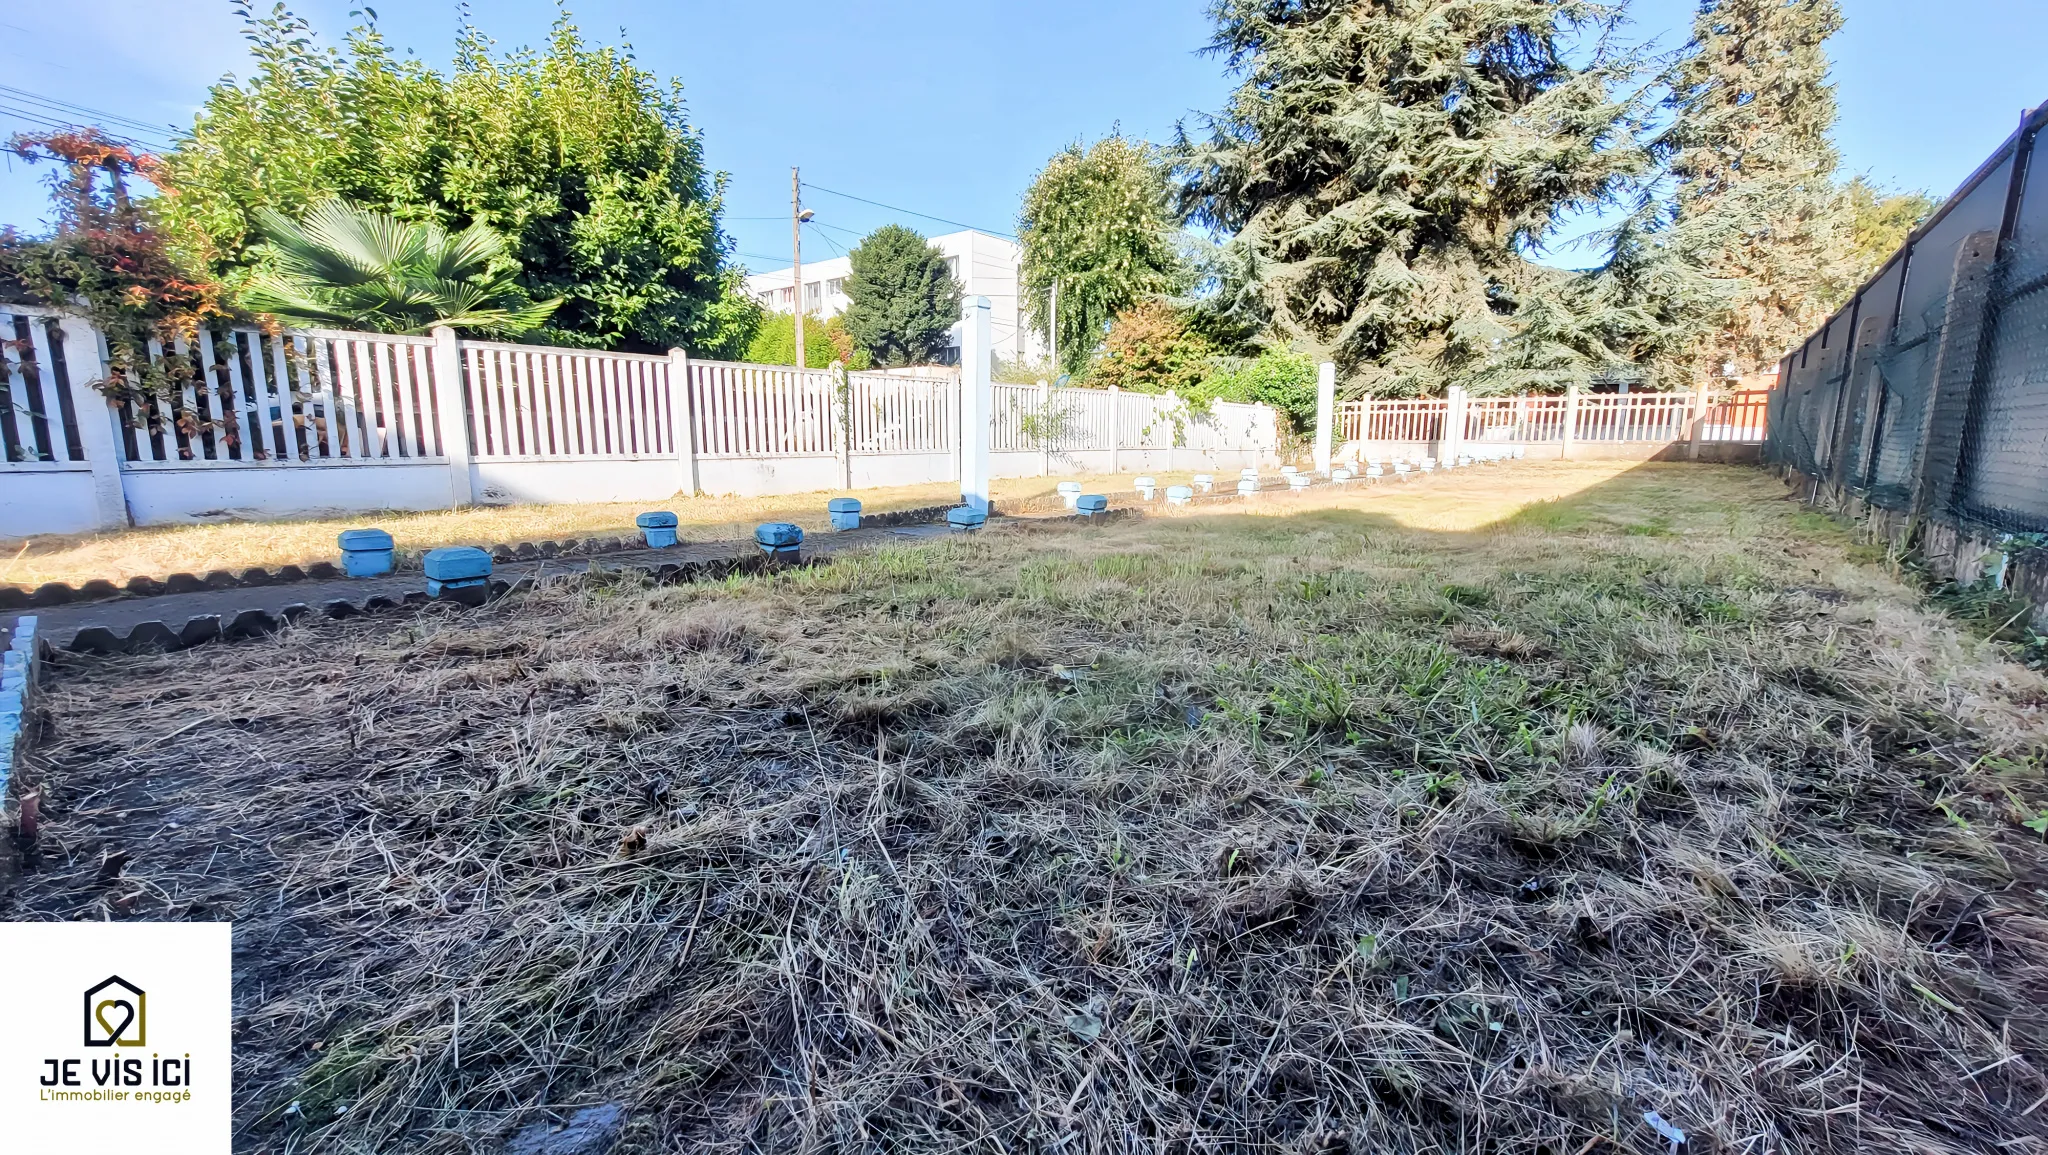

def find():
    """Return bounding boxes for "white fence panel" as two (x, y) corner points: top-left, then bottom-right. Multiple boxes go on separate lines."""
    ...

(1575, 393), (1691, 442)
(689, 360), (837, 458)
(1, 307), (84, 468)
(1464, 396), (1567, 443)
(463, 341), (672, 460)
(1047, 386), (1115, 452)
(111, 328), (446, 466)
(851, 372), (952, 454)
(989, 382), (1039, 453)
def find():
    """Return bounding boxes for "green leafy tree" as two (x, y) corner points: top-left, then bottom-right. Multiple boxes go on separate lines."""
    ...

(242, 200), (559, 334)
(1019, 135), (1188, 376)
(1084, 299), (1215, 394)
(156, 5), (757, 356)
(1656, 0), (1853, 379)
(841, 225), (961, 367)
(1176, 0), (1644, 397)
(1843, 175), (1940, 283)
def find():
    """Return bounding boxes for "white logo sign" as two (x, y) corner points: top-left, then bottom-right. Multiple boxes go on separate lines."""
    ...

(0, 922), (231, 1154)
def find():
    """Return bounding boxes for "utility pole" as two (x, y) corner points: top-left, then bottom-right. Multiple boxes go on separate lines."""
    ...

(791, 167), (804, 370)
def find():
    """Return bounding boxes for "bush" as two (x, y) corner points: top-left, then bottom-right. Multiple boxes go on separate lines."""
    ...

(742, 313), (869, 370)
(1191, 350), (1319, 431)
(1082, 299), (1214, 395)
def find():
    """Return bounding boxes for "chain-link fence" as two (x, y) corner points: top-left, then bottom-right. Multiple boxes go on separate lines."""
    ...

(1769, 101), (2048, 536)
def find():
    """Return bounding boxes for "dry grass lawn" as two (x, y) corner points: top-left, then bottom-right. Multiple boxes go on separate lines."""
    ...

(1, 474), (1075, 588)
(6, 461), (2047, 1155)
(3, 459), (1693, 589)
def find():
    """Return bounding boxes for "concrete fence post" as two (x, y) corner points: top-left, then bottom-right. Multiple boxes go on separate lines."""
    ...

(1443, 385), (1467, 463)
(959, 296), (993, 513)
(1688, 377), (1713, 460)
(1910, 230), (2001, 524)
(1108, 384), (1121, 475)
(53, 314), (129, 529)
(830, 360), (852, 490)
(1562, 385), (1581, 461)
(667, 348), (697, 497)
(1037, 378), (1051, 476)
(429, 326), (473, 507)
(1313, 361), (1336, 474)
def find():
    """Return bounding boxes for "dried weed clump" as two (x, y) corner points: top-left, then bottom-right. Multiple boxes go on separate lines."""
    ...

(7, 465), (2048, 1154)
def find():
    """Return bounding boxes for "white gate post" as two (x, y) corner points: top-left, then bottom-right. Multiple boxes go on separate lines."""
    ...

(54, 315), (129, 529)
(667, 348), (697, 497)
(429, 326), (473, 507)
(959, 296), (993, 513)
(1313, 361), (1335, 474)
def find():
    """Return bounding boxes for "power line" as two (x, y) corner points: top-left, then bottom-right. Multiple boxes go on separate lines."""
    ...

(798, 181), (1016, 240)
(803, 220), (845, 259)
(0, 84), (178, 142)
(0, 105), (165, 155)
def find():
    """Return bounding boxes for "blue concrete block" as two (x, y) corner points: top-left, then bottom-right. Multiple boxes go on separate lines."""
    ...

(1075, 494), (1108, 516)
(828, 497), (862, 531)
(337, 528), (395, 578)
(756, 523), (804, 556)
(423, 546), (493, 582)
(636, 511), (680, 549)
(947, 506), (988, 531)
(1165, 485), (1194, 505)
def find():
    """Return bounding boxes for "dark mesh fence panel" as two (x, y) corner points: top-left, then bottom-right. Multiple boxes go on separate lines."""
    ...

(1957, 249), (2048, 530)
(1767, 110), (2048, 534)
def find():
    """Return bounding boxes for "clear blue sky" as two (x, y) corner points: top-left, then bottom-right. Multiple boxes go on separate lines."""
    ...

(2, 0), (2043, 272)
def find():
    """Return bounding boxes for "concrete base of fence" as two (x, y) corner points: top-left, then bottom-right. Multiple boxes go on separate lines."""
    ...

(4, 469), (101, 537)
(1338, 439), (1761, 466)
(1779, 464), (2046, 625)
(123, 461), (459, 527)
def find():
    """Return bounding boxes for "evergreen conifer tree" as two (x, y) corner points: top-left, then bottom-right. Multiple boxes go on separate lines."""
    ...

(1176, 0), (1643, 396)
(1657, 0), (1852, 379)
(842, 225), (962, 367)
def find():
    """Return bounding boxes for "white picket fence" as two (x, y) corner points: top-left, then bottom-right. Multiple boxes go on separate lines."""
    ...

(3, 305), (1766, 538)
(0, 307), (1279, 535)
(1337, 386), (1768, 457)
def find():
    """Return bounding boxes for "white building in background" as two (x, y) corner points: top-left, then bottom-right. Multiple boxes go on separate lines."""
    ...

(743, 229), (1045, 366)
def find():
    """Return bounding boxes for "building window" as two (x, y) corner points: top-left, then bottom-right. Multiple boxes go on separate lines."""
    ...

(825, 277), (843, 298)
(945, 256), (960, 282)
(804, 281), (822, 313)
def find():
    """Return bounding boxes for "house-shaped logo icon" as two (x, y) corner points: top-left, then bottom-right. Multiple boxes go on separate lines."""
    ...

(83, 976), (146, 1048)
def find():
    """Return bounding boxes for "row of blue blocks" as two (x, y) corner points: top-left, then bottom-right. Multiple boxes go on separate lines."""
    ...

(333, 492), (1064, 601)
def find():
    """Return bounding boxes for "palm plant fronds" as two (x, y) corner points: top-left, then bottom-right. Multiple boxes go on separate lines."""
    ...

(242, 200), (560, 336)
